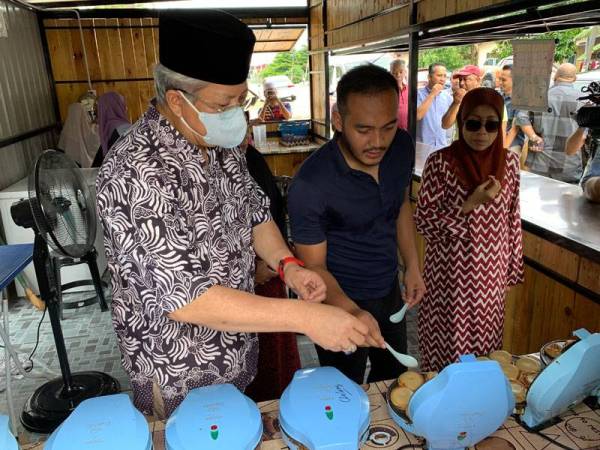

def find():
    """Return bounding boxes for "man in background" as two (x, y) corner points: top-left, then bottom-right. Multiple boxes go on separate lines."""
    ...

(390, 59), (409, 130)
(416, 63), (453, 150)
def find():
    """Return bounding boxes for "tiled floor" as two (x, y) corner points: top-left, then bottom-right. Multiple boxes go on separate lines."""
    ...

(1, 286), (419, 444)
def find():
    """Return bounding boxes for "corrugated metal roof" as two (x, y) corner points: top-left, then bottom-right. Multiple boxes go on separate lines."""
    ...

(0, 0), (57, 190)
(0, 1), (55, 138)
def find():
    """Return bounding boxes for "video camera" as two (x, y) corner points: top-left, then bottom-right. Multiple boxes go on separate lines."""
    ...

(576, 81), (600, 130)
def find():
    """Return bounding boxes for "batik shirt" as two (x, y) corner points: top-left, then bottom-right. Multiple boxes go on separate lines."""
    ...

(96, 101), (271, 417)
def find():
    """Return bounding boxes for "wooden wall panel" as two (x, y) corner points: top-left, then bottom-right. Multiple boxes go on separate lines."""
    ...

(578, 258), (600, 293)
(504, 266), (576, 355)
(418, 0), (443, 23)
(328, 6), (410, 49)
(522, 231), (579, 281)
(572, 294), (600, 333)
(131, 19), (150, 78)
(142, 18), (159, 77)
(526, 269), (576, 352)
(321, 0), (516, 48)
(45, 29), (76, 81)
(328, 0), (401, 33)
(80, 19), (101, 80)
(309, 1), (328, 139)
(43, 18), (160, 123)
(118, 19), (137, 79)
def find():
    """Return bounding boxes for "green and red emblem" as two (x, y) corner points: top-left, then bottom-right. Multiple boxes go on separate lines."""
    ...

(325, 405), (333, 420)
(457, 431), (467, 441)
(210, 424), (219, 440)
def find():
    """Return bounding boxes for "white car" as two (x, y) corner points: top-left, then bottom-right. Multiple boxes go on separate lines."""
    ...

(574, 69), (600, 97)
(263, 75), (296, 102)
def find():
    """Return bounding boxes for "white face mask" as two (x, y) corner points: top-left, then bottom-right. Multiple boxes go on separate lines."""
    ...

(179, 91), (247, 148)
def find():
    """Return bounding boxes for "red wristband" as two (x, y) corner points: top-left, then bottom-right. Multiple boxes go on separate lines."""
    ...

(277, 256), (305, 282)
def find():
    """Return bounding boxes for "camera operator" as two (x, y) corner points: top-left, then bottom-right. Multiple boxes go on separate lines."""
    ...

(566, 127), (600, 202)
(258, 81), (292, 122)
(568, 80), (600, 203)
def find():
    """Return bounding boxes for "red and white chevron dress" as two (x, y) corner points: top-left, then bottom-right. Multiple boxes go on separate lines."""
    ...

(415, 149), (524, 371)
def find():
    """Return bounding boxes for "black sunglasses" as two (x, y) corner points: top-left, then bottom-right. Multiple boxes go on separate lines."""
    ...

(464, 119), (501, 133)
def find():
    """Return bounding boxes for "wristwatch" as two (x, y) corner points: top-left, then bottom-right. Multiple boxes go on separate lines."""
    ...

(277, 256), (305, 282)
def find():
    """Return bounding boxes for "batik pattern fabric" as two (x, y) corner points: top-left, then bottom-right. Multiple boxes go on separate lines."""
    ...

(96, 102), (271, 416)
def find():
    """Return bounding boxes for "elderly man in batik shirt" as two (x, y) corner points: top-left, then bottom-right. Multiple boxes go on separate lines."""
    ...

(96, 10), (371, 418)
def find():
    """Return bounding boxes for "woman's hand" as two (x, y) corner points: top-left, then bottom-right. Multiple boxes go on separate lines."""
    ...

(462, 176), (502, 213)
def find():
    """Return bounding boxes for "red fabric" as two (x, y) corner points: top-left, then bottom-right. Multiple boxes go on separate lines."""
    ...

(447, 87), (507, 193)
(415, 150), (524, 371)
(244, 277), (301, 402)
(397, 85), (409, 130)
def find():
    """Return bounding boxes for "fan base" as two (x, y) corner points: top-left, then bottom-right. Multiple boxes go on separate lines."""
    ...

(20, 371), (120, 433)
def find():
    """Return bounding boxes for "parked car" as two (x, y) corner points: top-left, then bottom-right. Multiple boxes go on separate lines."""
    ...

(573, 69), (600, 96)
(482, 57), (499, 74)
(263, 75), (296, 102)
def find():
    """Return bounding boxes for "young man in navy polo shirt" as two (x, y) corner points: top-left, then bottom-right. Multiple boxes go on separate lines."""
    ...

(288, 65), (426, 383)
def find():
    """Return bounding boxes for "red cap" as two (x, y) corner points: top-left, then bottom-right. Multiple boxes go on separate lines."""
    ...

(452, 65), (482, 78)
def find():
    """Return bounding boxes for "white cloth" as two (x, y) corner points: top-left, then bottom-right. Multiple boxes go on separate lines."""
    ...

(58, 103), (100, 168)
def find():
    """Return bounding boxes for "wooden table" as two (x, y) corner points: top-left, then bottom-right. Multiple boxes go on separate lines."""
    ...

(257, 141), (319, 177)
(23, 378), (600, 449)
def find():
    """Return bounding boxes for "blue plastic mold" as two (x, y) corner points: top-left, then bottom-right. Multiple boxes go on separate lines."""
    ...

(522, 328), (600, 428)
(0, 415), (18, 450)
(387, 355), (514, 450)
(44, 394), (151, 450)
(165, 383), (262, 450)
(279, 367), (370, 450)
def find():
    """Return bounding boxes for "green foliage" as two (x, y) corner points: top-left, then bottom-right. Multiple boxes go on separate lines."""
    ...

(575, 28), (591, 41)
(490, 40), (512, 61)
(418, 45), (475, 71)
(260, 46), (309, 84)
(489, 28), (584, 63)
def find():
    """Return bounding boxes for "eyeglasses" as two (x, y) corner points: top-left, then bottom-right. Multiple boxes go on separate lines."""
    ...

(464, 119), (500, 133)
(183, 89), (259, 113)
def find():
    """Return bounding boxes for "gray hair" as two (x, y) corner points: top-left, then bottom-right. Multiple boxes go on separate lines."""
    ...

(390, 59), (407, 71)
(153, 63), (209, 105)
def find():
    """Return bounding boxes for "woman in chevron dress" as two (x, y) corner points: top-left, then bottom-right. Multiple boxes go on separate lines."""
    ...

(415, 87), (524, 371)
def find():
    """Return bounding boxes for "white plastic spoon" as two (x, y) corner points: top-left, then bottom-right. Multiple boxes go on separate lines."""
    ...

(384, 342), (419, 368)
(389, 303), (409, 323)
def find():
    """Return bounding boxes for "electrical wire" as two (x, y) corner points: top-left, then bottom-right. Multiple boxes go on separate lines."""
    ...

(24, 304), (47, 373)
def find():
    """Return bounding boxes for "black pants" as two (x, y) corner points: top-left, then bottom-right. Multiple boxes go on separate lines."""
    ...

(315, 281), (407, 384)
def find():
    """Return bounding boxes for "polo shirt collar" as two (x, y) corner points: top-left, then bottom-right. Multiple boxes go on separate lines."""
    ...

(332, 137), (353, 175)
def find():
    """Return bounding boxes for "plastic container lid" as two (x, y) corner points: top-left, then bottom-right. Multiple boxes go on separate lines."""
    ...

(165, 383), (262, 450)
(279, 367), (370, 450)
(278, 121), (310, 137)
(0, 415), (18, 450)
(44, 394), (151, 450)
